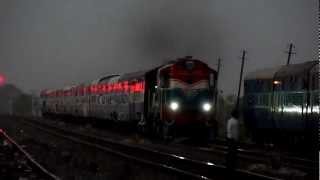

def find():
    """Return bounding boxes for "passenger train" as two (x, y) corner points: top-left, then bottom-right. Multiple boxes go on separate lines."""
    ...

(243, 61), (319, 149)
(41, 57), (217, 139)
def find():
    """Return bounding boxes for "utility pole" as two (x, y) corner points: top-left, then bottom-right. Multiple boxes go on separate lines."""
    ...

(216, 58), (221, 85)
(286, 43), (295, 65)
(236, 50), (246, 110)
(214, 57), (221, 118)
(9, 99), (13, 116)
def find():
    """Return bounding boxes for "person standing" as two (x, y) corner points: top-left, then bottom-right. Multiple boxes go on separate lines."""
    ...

(226, 109), (239, 169)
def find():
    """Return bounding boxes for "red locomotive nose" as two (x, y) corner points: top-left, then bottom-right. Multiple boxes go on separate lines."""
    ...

(167, 110), (210, 126)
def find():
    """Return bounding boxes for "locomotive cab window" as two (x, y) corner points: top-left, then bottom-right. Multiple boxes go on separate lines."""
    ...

(160, 74), (169, 88)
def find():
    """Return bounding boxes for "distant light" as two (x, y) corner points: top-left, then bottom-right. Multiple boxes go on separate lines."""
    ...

(155, 85), (158, 89)
(0, 74), (6, 86)
(273, 80), (281, 85)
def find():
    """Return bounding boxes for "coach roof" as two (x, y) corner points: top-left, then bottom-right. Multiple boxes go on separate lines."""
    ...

(245, 61), (318, 81)
(274, 61), (318, 78)
(245, 66), (281, 80)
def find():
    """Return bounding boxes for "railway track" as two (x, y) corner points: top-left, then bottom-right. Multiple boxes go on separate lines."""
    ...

(146, 140), (317, 179)
(213, 138), (317, 160)
(0, 128), (59, 180)
(18, 117), (282, 180)
(201, 142), (317, 173)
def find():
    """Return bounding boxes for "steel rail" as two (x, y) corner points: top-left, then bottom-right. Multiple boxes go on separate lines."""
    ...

(20, 118), (281, 180)
(209, 140), (317, 173)
(0, 129), (60, 180)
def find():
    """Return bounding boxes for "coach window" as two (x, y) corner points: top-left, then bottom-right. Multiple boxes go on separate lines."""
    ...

(99, 96), (102, 104)
(302, 77), (308, 90)
(108, 96), (112, 104)
(92, 96), (96, 104)
(121, 95), (125, 104)
(312, 74), (316, 90)
(290, 76), (295, 90)
(101, 96), (105, 105)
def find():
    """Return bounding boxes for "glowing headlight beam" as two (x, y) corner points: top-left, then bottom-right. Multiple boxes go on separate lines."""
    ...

(169, 101), (179, 111)
(202, 102), (212, 112)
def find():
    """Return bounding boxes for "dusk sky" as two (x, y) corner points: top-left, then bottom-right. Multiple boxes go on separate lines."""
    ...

(0, 0), (317, 95)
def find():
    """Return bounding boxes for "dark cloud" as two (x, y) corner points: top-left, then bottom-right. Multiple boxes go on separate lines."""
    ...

(0, 0), (317, 95)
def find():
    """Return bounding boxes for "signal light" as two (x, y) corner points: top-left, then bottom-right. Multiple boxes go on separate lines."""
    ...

(273, 80), (281, 85)
(0, 74), (6, 86)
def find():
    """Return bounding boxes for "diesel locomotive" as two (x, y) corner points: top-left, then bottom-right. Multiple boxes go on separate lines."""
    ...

(243, 61), (319, 149)
(41, 57), (217, 139)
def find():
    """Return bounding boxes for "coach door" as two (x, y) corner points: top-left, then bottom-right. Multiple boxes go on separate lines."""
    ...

(271, 79), (282, 129)
(144, 69), (158, 119)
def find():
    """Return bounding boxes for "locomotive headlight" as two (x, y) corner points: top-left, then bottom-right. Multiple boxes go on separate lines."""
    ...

(202, 102), (212, 112)
(169, 101), (179, 111)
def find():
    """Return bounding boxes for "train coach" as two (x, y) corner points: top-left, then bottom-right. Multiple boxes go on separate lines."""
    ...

(243, 61), (319, 148)
(41, 56), (217, 139)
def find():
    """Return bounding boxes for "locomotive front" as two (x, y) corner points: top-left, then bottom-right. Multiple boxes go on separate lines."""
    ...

(155, 57), (217, 136)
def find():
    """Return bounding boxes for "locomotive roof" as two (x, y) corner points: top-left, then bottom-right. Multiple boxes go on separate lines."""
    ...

(62, 85), (77, 90)
(245, 61), (318, 80)
(92, 74), (120, 84)
(245, 66), (281, 80)
(274, 61), (318, 78)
